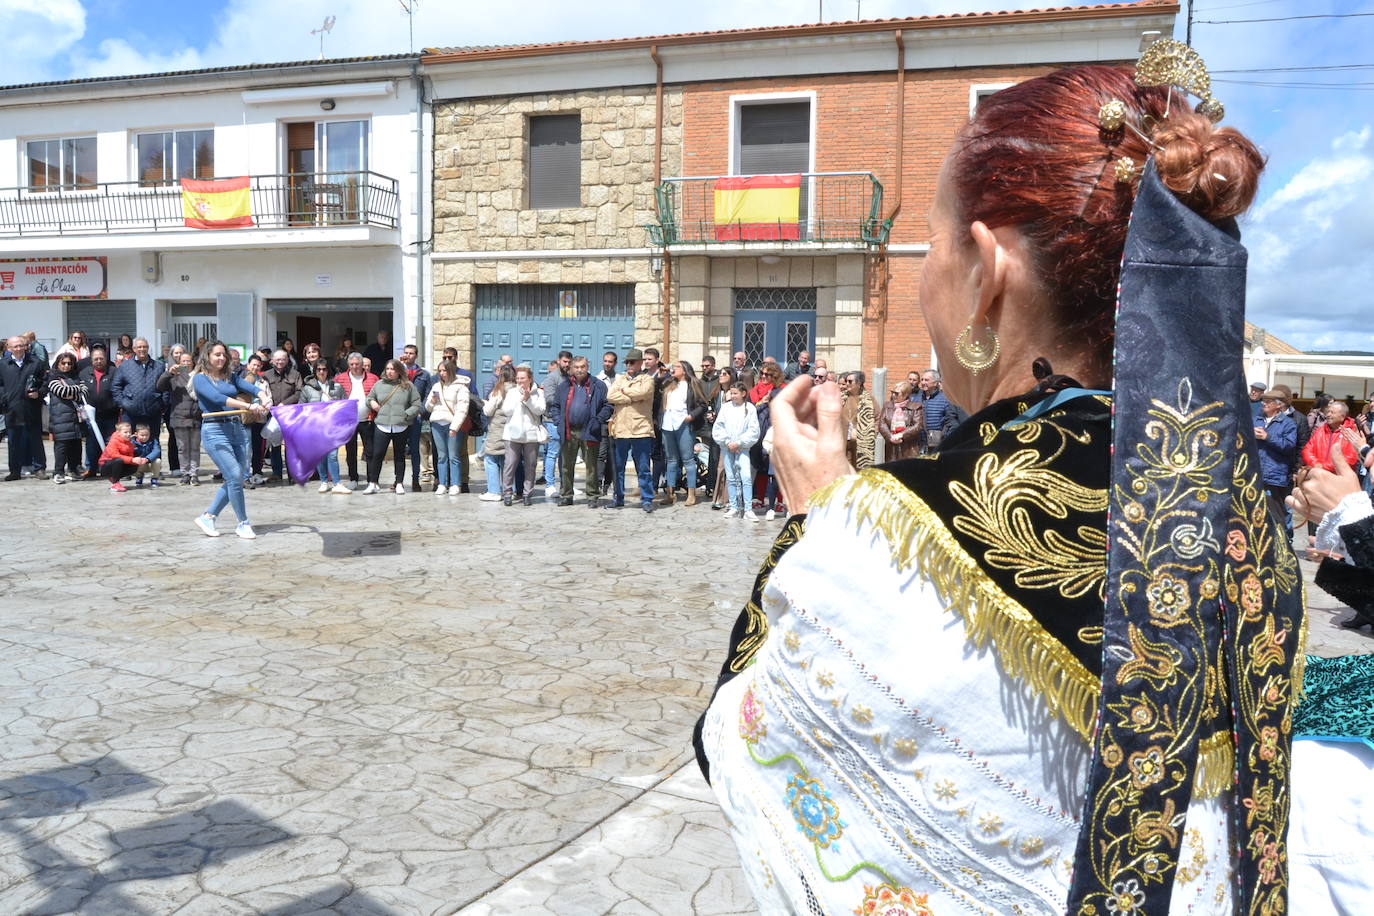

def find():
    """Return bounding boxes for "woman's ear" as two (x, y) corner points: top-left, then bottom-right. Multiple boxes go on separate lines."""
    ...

(966, 220), (1009, 327)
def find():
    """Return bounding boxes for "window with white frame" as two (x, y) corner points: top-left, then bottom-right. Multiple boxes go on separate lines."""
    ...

(136, 129), (215, 186)
(26, 137), (97, 191)
(969, 83), (1015, 117)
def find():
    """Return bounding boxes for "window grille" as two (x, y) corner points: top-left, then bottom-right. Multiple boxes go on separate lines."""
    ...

(733, 288), (817, 311)
(475, 284), (634, 320)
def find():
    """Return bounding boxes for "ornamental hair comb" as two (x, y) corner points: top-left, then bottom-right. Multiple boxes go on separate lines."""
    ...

(1135, 37), (1224, 123)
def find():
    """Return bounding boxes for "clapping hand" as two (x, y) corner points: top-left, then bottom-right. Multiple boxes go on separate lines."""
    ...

(768, 374), (851, 511)
(1288, 439), (1362, 525)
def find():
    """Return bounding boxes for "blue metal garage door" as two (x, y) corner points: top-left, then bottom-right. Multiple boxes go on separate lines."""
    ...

(475, 283), (637, 376)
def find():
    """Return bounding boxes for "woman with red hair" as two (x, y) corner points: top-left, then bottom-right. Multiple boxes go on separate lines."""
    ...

(694, 55), (1362, 916)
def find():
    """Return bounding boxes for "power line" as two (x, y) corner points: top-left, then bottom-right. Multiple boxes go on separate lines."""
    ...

(1194, 0), (1286, 10)
(1214, 77), (1374, 90)
(1214, 64), (1374, 73)
(1197, 11), (1374, 24)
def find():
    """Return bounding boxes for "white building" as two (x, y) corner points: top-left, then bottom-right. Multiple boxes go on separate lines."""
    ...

(0, 54), (430, 364)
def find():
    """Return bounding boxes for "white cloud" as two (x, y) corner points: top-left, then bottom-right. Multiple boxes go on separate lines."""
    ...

(1243, 125), (1374, 352)
(0, 0), (86, 82)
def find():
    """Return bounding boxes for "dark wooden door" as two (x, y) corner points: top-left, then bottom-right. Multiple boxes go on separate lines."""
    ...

(295, 316), (322, 351)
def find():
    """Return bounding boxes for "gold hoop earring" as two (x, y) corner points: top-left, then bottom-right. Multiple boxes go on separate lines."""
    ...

(955, 324), (1000, 375)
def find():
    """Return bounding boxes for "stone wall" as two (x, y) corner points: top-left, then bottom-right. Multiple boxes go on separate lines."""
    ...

(432, 86), (683, 253)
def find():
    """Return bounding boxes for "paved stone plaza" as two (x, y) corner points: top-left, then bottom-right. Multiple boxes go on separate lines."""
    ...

(1, 446), (1368, 914)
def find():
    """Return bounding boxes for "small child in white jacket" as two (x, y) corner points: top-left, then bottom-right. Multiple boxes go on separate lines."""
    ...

(711, 382), (761, 520)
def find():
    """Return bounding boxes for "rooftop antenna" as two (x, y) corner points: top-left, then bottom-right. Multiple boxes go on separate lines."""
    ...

(398, 0), (417, 53)
(311, 15), (336, 60)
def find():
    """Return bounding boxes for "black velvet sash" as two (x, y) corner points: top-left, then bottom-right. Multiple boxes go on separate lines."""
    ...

(1064, 161), (1304, 916)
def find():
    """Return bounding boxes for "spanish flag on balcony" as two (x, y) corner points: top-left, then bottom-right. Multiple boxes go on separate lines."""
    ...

(713, 174), (801, 241)
(181, 177), (254, 230)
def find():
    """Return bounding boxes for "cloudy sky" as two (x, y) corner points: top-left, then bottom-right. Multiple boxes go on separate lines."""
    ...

(2, 0), (1370, 352)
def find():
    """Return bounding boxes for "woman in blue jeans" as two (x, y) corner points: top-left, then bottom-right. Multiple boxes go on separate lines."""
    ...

(191, 341), (268, 539)
(658, 360), (707, 507)
(426, 360), (471, 496)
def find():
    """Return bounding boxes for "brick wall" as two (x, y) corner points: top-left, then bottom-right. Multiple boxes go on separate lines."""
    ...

(682, 64), (1068, 371)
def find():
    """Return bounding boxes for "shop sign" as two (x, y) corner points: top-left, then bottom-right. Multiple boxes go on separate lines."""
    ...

(0, 257), (107, 299)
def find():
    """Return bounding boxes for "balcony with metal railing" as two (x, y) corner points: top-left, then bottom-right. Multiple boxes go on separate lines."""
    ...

(0, 171), (400, 240)
(649, 171), (890, 250)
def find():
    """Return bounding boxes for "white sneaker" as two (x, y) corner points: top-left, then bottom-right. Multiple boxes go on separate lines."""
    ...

(479, 491), (502, 502)
(318, 482), (331, 493)
(725, 508), (739, 520)
(394, 483), (405, 495)
(544, 484), (558, 499)
(53, 474), (67, 484)
(331, 483), (352, 495)
(235, 522), (257, 540)
(764, 509), (776, 521)
(744, 510), (761, 522)
(363, 483), (380, 494)
(434, 485), (447, 496)
(194, 514), (220, 537)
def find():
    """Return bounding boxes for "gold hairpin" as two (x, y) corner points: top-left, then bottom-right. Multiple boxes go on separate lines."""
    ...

(1113, 157), (1140, 184)
(1135, 37), (1224, 123)
(1098, 99), (1127, 133)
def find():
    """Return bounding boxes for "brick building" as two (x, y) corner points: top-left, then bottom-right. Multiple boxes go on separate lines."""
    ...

(423, 1), (1176, 377)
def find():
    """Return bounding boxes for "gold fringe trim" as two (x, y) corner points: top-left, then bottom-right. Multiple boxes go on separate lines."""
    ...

(1193, 730), (1235, 800)
(811, 468), (1233, 799)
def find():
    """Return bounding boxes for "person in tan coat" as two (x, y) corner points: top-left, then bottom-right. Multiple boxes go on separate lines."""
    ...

(606, 347), (657, 511)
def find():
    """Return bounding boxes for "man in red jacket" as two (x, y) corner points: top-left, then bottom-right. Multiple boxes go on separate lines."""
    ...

(334, 352), (378, 487)
(1302, 400), (1361, 473)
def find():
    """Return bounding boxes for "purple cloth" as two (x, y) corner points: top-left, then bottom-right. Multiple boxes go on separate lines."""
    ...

(271, 400), (359, 484)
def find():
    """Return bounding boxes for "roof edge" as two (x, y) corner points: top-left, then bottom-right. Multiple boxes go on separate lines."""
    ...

(422, 2), (1178, 64)
(0, 53), (421, 97)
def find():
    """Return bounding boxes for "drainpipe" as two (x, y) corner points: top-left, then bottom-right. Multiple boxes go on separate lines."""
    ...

(412, 61), (427, 359)
(651, 44), (671, 357)
(874, 30), (905, 368)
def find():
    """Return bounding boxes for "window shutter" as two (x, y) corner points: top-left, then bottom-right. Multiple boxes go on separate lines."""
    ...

(528, 114), (581, 209)
(287, 122), (315, 152)
(738, 103), (810, 175)
(66, 300), (136, 353)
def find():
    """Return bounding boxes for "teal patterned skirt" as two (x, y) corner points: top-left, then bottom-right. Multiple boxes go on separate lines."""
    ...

(1295, 654), (1374, 745)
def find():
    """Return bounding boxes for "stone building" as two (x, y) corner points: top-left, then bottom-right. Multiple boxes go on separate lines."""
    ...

(424, 1), (1177, 377)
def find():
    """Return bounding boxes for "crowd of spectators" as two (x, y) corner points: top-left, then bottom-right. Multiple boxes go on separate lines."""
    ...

(1, 330), (970, 520)
(1249, 381), (1374, 598)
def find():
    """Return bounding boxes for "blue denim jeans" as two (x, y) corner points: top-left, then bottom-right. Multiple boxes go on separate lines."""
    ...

(722, 448), (753, 511)
(201, 420), (250, 523)
(431, 422), (465, 488)
(613, 436), (655, 507)
(483, 453), (505, 495)
(542, 420), (560, 488)
(661, 424), (697, 490)
(316, 449), (341, 485)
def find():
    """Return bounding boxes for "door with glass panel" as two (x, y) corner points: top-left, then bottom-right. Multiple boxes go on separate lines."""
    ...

(286, 120), (368, 225)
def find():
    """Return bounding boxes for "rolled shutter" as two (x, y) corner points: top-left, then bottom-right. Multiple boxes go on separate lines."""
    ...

(738, 103), (810, 175)
(528, 114), (581, 209)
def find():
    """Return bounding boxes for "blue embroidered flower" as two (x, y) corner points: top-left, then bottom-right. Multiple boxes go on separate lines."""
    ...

(786, 774), (845, 849)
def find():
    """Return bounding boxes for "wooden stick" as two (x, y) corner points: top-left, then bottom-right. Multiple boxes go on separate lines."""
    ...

(201, 408), (251, 418)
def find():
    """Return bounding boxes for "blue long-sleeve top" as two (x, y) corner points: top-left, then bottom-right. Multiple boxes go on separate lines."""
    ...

(193, 373), (260, 413)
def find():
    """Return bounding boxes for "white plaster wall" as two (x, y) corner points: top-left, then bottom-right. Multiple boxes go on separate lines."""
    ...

(0, 64), (431, 355)
(0, 246), (404, 354)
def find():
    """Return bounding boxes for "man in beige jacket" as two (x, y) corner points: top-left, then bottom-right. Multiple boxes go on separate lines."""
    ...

(606, 347), (657, 512)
